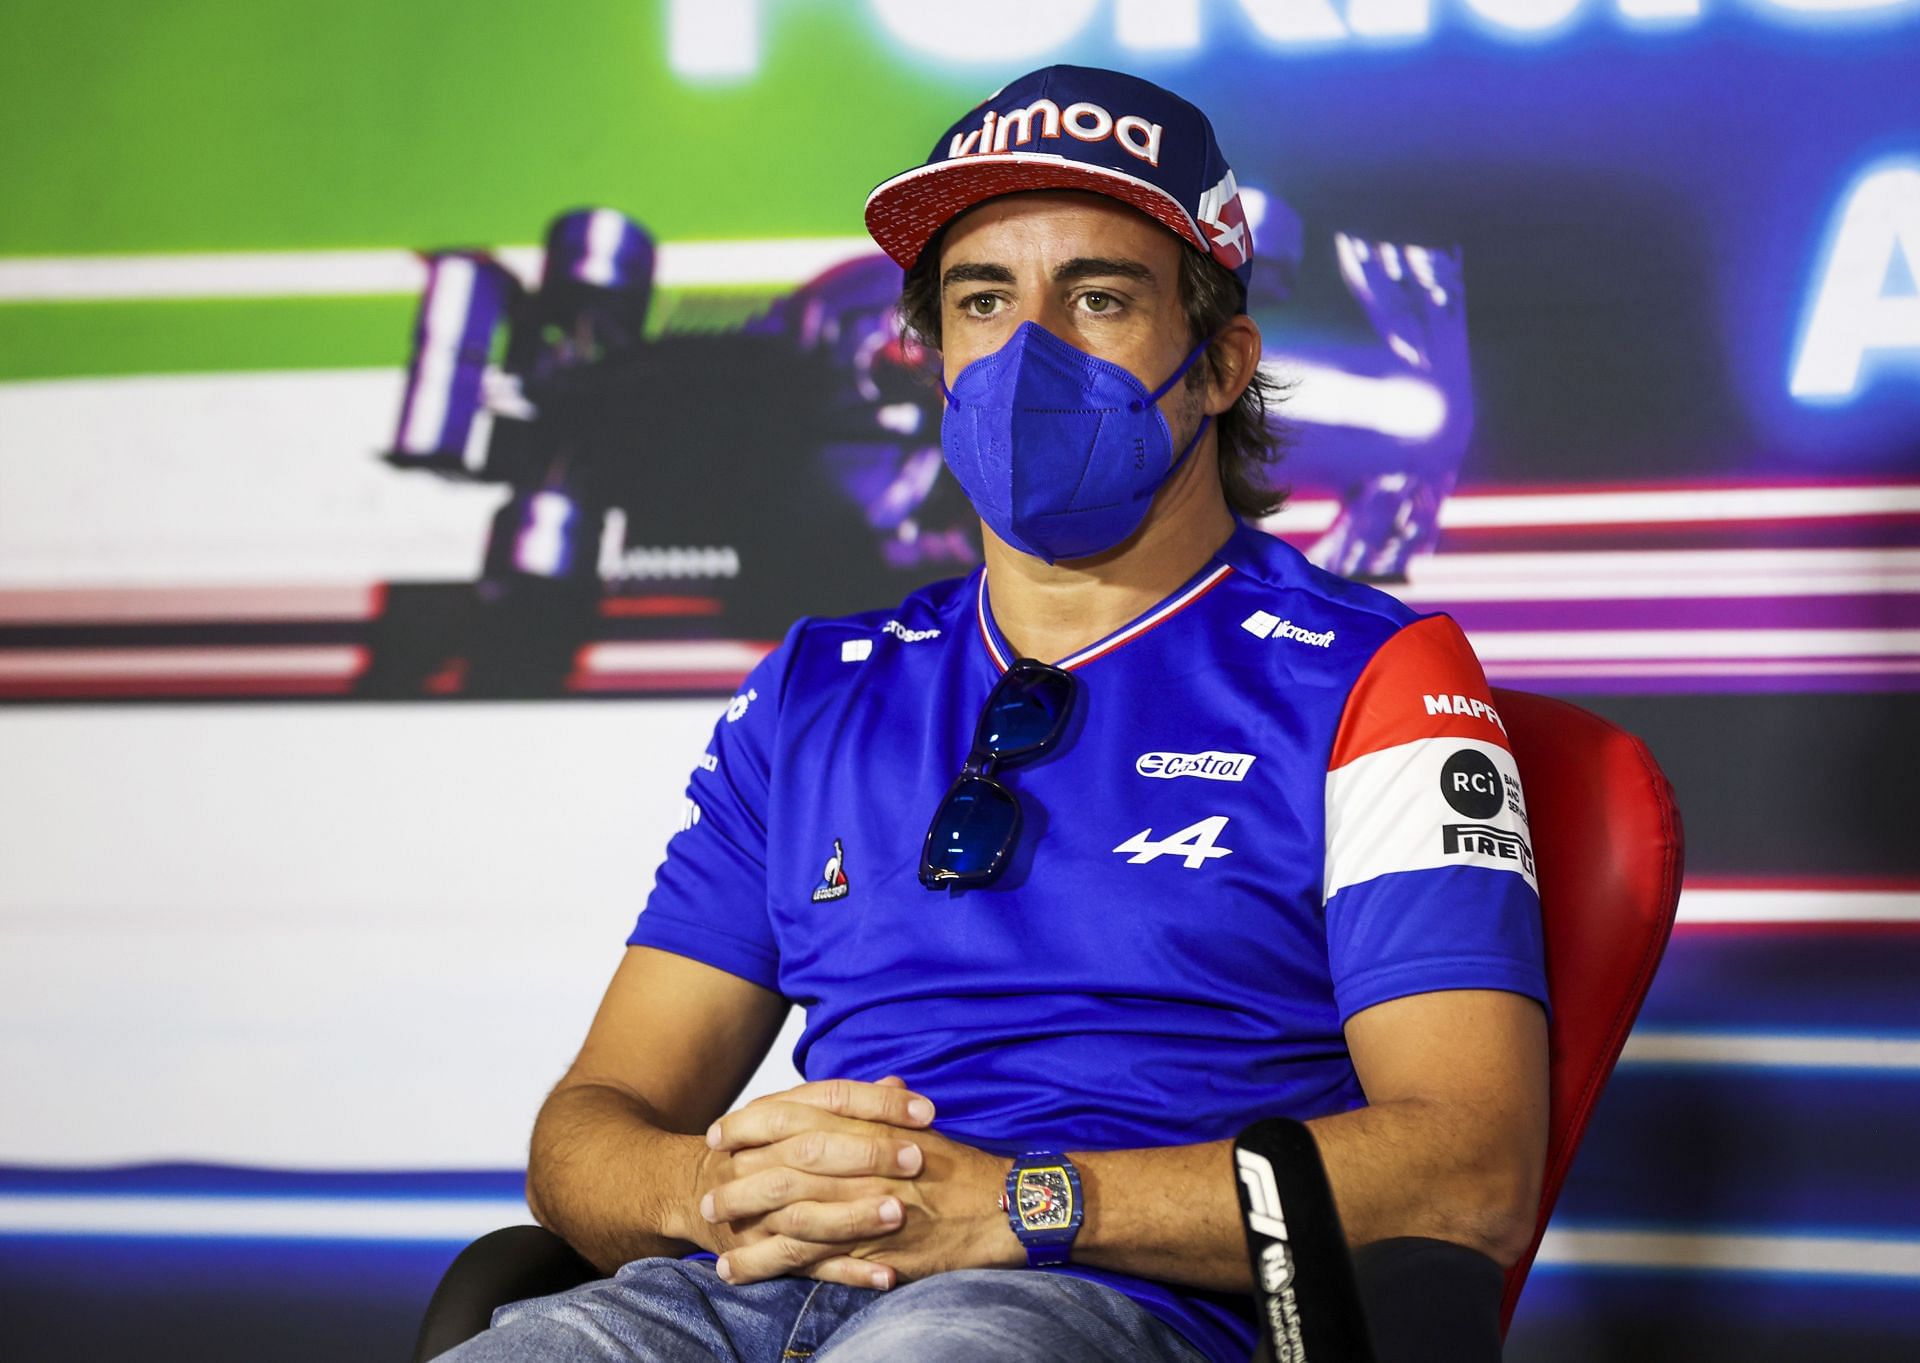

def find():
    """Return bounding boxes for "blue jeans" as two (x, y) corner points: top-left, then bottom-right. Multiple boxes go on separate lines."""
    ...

(438, 1257), (1209, 1362)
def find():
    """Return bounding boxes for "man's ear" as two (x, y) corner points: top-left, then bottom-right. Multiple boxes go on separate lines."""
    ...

(1202, 313), (1263, 417)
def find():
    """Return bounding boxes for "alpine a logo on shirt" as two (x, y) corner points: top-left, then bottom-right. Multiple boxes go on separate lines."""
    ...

(946, 97), (1164, 167)
(1114, 815), (1234, 868)
(1135, 750), (1256, 782)
(1240, 611), (1336, 648)
(810, 838), (850, 903)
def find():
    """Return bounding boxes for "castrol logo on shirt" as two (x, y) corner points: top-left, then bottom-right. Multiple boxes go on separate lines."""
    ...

(1135, 750), (1256, 782)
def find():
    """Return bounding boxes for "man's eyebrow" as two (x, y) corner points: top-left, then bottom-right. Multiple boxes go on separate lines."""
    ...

(941, 262), (1016, 291)
(1053, 257), (1155, 286)
(939, 257), (1158, 291)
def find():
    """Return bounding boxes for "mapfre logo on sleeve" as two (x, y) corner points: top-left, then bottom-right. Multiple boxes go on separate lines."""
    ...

(1423, 693), (1506, 734)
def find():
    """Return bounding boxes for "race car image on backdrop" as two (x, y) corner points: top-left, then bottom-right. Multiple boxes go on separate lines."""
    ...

(366, 197), (1475, 696)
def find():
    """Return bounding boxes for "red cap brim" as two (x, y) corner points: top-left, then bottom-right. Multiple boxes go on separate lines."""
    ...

(864, 154), (1209, 272)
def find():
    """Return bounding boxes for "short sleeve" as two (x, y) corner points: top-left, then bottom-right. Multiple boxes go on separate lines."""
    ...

(626, 632), (795, 992)
(1321, 613), (1547, 1023)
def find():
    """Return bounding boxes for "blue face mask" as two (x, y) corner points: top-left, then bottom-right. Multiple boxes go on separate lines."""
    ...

(939, 322), (1213, 564)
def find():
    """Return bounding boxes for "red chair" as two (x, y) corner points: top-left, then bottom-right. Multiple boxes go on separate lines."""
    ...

(414, 690), (1684, 1359)
(1490, 688), (1684, 1331)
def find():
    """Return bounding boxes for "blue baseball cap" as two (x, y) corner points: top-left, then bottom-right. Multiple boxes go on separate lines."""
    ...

(865, 65), (1254, 294)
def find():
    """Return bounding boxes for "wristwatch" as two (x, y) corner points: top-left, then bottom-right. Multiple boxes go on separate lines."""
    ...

(1002, 1151), (1083, 1268)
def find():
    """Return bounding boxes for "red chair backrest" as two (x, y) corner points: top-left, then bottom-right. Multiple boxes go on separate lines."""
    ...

(1490, 689), (1684, 1332)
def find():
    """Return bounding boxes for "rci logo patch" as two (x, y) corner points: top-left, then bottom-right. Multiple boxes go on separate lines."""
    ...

(1440, 749), (1504, 820)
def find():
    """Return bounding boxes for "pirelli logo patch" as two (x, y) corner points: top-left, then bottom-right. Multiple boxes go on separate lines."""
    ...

(1442, 822), (1536, 877)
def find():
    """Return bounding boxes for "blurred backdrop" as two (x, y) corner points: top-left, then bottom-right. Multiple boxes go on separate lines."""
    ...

(2, 2), (1917, 1358)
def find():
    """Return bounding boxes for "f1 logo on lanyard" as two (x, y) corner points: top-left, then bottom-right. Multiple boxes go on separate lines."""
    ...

(1234, 1119), (1377, 1363)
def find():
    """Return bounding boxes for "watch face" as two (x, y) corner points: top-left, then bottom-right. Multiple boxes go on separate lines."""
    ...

(1015, 1165), (1075, 1232)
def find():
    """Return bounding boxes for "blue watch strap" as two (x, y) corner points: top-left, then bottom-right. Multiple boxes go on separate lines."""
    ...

(1025, 1239), (1072, 1268)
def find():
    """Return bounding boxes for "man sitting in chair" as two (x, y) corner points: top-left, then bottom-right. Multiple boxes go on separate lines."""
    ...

(444, 65), (1548, 1363)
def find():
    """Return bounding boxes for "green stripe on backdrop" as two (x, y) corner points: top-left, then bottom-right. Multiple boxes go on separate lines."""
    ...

(0, 298), (414, 380)
(1, 1), (992, 257)
(0, 288), (786, 380)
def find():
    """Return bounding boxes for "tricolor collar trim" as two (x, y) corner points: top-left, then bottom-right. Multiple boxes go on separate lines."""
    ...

(975, 560), (1236, 674)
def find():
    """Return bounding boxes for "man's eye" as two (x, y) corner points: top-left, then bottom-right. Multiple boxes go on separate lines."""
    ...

(963, 295), (999, 317)
(1080, 292), (1115, 314)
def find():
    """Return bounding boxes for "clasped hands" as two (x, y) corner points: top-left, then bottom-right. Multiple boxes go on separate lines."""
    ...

(693, 1076), (1019, 1290)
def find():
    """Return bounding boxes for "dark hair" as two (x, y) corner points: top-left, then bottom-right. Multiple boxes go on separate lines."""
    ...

(897, 223), (1288, 519)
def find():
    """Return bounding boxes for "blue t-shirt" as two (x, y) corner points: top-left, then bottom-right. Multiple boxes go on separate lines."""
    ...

(630, 520), (1546, 1363)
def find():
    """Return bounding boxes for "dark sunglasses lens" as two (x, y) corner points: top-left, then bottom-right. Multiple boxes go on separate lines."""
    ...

(921, 776), (1019, 886)
(977, 663), (1073, 759)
